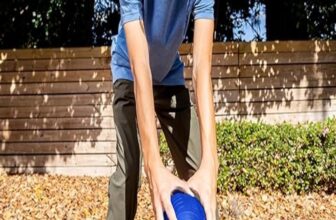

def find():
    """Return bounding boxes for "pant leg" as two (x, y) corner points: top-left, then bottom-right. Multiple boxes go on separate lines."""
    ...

(107, 79), (142, 220)
(154, 85), (220, 219)
(153, 85), (202, 181)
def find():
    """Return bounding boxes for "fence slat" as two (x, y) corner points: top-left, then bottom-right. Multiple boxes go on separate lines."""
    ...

(215, 111), (336, 124)
(0, 141), (116, 154)
(0, 117), (114, 130)
(0, 166), (115, 176)
(240, 87), (336, 102)
(239, 40), (336, 53)
(0, 47), (111, 60)
(0, 94), (113, 107)
(0, 58), (110, 72)
(0, 105), (113, 119)
(1, 129), (116, 142)
(0, 154), (116, 167)
(0, 81), (113, 95)
(0, 70), (112, 83)
(215, 99), (336, 115)
(240, 51), (336, 66)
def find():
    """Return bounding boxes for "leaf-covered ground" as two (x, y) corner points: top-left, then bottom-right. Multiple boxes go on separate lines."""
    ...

(0, 174), (335, 219)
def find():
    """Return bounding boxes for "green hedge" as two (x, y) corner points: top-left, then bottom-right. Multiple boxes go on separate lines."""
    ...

(160, 117), (336, 194)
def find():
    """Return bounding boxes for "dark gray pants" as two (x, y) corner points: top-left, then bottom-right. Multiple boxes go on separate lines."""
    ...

(107, 79), (202, 220)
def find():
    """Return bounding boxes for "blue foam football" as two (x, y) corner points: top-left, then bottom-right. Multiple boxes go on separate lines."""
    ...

(163, 191), (206, 220)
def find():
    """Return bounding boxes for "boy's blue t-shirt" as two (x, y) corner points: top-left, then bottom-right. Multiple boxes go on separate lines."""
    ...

(111, 0), (214, 85)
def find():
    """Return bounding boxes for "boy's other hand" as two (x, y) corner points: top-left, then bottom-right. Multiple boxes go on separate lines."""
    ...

(187, 163), (218, 220)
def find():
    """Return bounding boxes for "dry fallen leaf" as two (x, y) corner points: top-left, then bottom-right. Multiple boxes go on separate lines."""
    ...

(0, 174), (335, 220)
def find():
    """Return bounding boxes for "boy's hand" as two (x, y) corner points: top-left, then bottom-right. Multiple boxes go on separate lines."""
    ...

(187, 163), (218, 220)
(146, 164), (194, 220)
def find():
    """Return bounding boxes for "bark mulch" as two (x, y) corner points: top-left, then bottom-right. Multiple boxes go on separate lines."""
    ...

(0, 174), (335, 219)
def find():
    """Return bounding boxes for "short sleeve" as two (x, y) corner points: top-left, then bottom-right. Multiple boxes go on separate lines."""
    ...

(120, 0), (143, 25)
(193, 0), (215, 20)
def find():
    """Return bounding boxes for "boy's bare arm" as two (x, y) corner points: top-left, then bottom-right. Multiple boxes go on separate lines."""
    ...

(187, 19), (219, 220)
(124, 20), (159, 172)
(123, 20), (193, 220)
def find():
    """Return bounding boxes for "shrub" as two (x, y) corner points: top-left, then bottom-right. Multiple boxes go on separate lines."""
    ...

(160, 117), (336, 194)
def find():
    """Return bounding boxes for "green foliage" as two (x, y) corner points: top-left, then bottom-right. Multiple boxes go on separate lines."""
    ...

(159, 132), (171, 166)
(304, 0), (336, 39)
(0, 0), (94, 48)
(217, 117), (336, 193)
(0, 0), (335, 48)
(265, 0), (336, 40)
(160, 117), (336, 194)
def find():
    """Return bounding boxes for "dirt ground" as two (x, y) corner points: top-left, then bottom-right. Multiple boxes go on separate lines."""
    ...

(0, 174), (335, 219)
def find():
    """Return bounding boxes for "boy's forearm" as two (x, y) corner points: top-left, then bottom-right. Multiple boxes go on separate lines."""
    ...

(133, 63), (163, 168)
(193, 67), (218, 168)
(133, 76), (163, 171)
(124, 20), (163, 170)
(192, 19), (218, 169)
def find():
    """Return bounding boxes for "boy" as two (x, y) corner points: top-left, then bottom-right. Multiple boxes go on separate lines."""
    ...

(107, 0), (218, 219)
